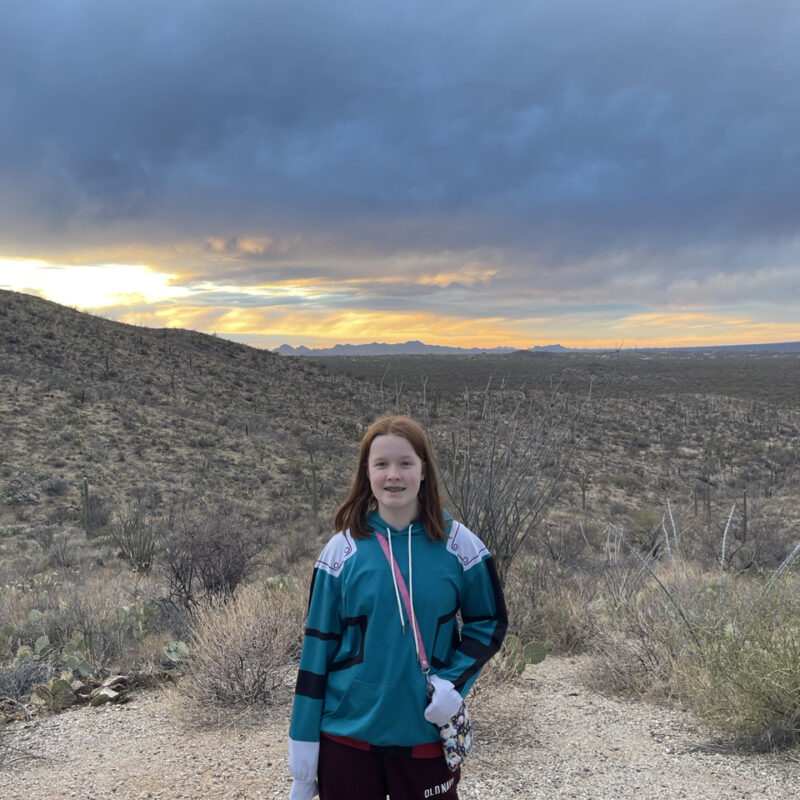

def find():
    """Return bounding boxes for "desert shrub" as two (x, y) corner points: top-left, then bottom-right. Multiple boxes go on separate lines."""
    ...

(176, 579), (305, 724)
(41, 477), (69, 497)
(588, 510), (717, 700)
(0, 577), (71, 652)
(607, 472), (644, 494)
(87, 493), (113, 531)
(589, 503), (800, 747)
(57, 574), (147, 670)
(504, 554), (598, 655)
(110, 498), (162, 573)
(28, 527), (79, 569)
(630, 506), (663, 551)
(268, 512), (330, 575)
(587, 585), (683, 700)
(28, 526), (55, 552)
(685, 494), (796, 574)
(0, 658), (57, 702)
(161, 502), (268, 608)
(672, 576), (800, 750)
(1, 571), (149, 674)
(46, 531), (78, 569)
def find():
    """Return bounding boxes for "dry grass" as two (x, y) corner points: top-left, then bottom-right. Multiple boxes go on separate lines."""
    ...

(173, 580), (306, 727)
(671, 576), (800, 749)
(582, 511), (800, 749)
(504, 553), (599, 655)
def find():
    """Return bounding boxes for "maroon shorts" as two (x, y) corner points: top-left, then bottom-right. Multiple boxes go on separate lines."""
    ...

(318, 734), (460, 800)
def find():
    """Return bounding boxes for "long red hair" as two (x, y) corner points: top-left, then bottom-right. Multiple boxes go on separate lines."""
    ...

(334, 415), (446, 542)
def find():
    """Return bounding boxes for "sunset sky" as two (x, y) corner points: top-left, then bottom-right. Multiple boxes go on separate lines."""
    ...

(2, 1), (799, 350)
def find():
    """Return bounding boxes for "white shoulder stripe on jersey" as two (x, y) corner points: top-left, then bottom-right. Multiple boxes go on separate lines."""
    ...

(315, 530), (357, 576)
(446, 522), (489, 571)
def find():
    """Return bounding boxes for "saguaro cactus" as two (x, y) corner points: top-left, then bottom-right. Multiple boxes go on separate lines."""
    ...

(306, 447), (322, 516)
(82, 476), (92, 536)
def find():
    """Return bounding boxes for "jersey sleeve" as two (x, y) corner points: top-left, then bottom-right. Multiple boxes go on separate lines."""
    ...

(436, 534), (508, 696)
(289, 564), (343, 743)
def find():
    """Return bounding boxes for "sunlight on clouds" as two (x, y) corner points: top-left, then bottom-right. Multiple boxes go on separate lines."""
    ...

(112, 305), (223, 331)
(237, 237), (273, 255)
(416, 269), (498, 288)
(205, 307), (279, 334)
(203, 236), (274, 255)
(87, 297), (800, 351)
(269, 310), (521, 348)
(112, 305), (528, 349)
(614, 311), (800, 347)
(206, 238), (228, 253)
(0, 258), (188, 309)
(188, 280), (335, 302)
(622, 312), (719, 330)
(4, 254), (797, 350)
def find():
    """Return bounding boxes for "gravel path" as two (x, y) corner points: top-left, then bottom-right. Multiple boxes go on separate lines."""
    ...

(1, 656), (797, 799)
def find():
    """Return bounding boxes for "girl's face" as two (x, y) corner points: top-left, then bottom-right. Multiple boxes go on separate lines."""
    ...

(367, 433), (425, 528)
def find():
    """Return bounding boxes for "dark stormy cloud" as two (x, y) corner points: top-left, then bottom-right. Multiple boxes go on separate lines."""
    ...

(2, 0), (799, 346)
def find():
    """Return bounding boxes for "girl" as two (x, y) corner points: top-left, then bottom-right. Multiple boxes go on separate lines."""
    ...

(289, 415), (507, 800)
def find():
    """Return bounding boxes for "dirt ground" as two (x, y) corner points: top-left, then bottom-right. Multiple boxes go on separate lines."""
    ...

(1, 655), (798, 799)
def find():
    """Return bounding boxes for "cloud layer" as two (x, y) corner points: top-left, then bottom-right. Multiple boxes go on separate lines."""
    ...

(2, 0), (799, 346)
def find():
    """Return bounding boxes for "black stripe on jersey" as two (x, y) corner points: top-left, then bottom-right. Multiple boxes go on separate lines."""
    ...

(461, 612), (493, 623)
(329, 615), (368, 672)
(431, 607), (459, 670)
(458, 634), (491, 660)
(452, 557), (508, 692)
(306, 568), (319, 612)
(487, 557), (509, 648)
(305, 627), (342, 642)
(295, 669), (326, 700)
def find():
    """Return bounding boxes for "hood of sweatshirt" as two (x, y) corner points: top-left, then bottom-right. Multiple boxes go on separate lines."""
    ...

(365, 509), (453, 537)
(365, 510), (427, 537)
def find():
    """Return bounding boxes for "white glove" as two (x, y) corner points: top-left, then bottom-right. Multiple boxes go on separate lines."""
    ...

(289, 739), (319, 800)
(424, 675), (463, 726)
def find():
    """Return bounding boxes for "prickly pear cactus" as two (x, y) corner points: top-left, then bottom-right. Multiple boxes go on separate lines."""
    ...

(32, 676), (77, 712)
(502, 634), (547, 674)
(163, 640), (189, 663)
(523, 641), (547, 665)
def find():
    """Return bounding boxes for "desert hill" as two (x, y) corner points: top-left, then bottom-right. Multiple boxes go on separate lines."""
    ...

(2, 287), (800, 580)
(0, 289), (374, 575)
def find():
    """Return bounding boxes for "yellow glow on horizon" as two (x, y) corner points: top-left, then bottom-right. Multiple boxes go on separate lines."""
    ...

(111, 305), (528, 348)
(0, 258), (188, 309)
(609, 312), (800, 349)
(3, 257), (798, 350)
(83, 300), (800, 351)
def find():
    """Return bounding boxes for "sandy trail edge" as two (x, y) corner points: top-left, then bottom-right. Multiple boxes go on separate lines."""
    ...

(1, 655), (797, 799)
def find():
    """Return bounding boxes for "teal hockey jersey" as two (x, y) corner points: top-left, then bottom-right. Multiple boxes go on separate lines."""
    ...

(289, 512), (507, 750)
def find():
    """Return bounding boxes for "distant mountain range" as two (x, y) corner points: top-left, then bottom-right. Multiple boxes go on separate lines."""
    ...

(275, 340), (800, 356)
(274, 340), (570, 356)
